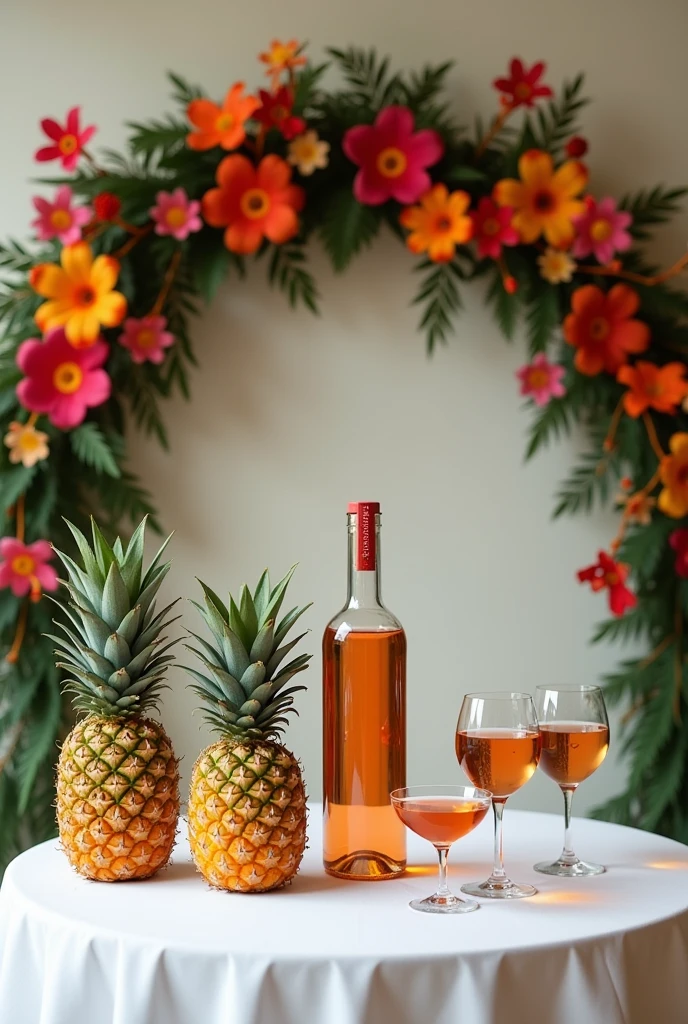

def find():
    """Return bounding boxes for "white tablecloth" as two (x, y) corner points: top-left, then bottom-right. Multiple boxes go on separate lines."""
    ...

(1, 807), (687, 1024)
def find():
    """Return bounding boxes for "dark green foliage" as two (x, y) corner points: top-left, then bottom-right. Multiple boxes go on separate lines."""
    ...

(619, 186), (688, 241)
(267, 245), (319, 313)
(70, 423), (121, 478)
(318, 190), (380, 271)
(535, 75), (588, 156)
(412, 259), (464, 353)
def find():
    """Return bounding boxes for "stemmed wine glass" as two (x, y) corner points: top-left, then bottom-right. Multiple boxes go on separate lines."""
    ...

(390, 785), (492, 914)
(456, 692), (540, 899)
(534, 684), (610, 876)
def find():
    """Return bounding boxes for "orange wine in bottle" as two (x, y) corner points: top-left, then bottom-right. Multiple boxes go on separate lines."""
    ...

(323, 502), (406, 879)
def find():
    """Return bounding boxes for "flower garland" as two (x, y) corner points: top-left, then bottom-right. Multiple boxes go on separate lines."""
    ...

(1, 42), (688, 864)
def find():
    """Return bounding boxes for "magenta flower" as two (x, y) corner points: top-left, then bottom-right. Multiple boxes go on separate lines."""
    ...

(150, 188), (202, 240)
(31, 186), (91, 245)
(35, 107), (96, 172)
(516, 353), (566, 407)
(0, 538), (58, 598)
(16, 328), (111, 430)
(118, 315), (174, 365)
(343, 106), (443, 206)
(572, 197), (633, 265)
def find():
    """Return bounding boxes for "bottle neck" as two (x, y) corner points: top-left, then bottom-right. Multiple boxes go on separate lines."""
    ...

(346, 513), (382, 608)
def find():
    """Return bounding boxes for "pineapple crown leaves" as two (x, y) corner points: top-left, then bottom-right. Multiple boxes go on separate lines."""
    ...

(48, 516), (180, 718)
(183, 564), (312, 741)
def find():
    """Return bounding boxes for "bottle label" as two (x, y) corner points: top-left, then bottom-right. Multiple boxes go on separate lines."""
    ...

(355, 501), (379, 571)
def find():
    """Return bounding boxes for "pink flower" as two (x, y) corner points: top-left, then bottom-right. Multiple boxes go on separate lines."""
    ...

(35, 107), (96, 172)
(572, 197), (633, 265)
(516, 353), (567, 406)
(150, 188), (202, 240)
(31, 186), (91, 246)
(470, 197), (519, 259)
(342, 106), (443, 206)
(0, 538), (58, 599)
(118, 316), (174, 365)
(16, 327), (111, 430)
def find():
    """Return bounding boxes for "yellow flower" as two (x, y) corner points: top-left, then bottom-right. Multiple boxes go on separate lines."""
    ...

(399, 185), (473, 263)
(538, 247), (575, 284)
(494, 149), (588, 247)
(4, 420), (49, 467)
(287, 131), (330, 176)
(29, 241), (127, 349)
(659, 433), (688, 518)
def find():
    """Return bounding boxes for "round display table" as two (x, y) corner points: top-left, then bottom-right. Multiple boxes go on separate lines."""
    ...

(1, 808), (687, 1024)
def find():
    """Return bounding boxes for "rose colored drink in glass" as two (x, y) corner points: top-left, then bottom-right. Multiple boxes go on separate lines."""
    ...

(538, 722), (609, 786)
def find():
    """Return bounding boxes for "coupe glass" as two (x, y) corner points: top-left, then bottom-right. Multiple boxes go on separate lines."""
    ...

(534, 684), (610, 876)
(456, 692), (540, 899)
(390, 785), (491, 914)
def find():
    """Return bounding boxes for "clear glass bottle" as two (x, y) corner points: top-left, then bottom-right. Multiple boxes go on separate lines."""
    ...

(322, 501), (407, 879)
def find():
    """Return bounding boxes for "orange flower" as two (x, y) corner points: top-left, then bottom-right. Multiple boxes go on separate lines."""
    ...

(493, 149), (588, 247)
(259, 40), (306, 88)
(29, 241), (126, 348)
(563, 284), (650, 376)
(617, 361), (688, 418)
(201, 154), (305, 255)
(659, 433), (688, 518)
(399, 185), (473, 262)
(187, 84), (260, 152)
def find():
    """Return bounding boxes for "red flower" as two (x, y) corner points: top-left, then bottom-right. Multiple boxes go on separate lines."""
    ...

(577, 551), (637, 616)
(493, 59), (553, 109)
(563, 284), (650, 376)
(35, 107), (96, 172)
(565, 136), (588, 159)
(93, 192), (122, 222)
(254, 88), (305, 141)
(669, 530), (688, 579)
(470, 197), (519, 259)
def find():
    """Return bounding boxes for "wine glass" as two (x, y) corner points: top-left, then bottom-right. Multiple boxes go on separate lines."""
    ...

(390, 785), (491, 914)
(534, 684), (610, 876)
(456, 692), (540, 899)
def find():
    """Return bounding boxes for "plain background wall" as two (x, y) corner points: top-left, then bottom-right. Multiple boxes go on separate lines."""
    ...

(3, 0), (688, 821)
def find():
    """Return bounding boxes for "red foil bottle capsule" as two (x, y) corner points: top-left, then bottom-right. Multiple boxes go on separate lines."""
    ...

(322, 502), (407, 879)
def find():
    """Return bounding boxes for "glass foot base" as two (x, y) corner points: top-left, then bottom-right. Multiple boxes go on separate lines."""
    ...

(461, 878), (537, 900)
(534, 857), (605, 877)
(324, 850), (406, 880)
(409, 894), (479, 914)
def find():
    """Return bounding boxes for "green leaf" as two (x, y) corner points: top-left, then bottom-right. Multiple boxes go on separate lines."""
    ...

(485, 270), (519, 341)
(619, 186), (687, 241)
(525, 396), (575, 460)
(1, 465), (36, 513)
(412, 260), (463, 353)
(15, 673), (61, 815)
(190, 239), (236, 304)
(267, 245), (319, 313)
(70, 423), (121, 478)
(525, 287), (560, 355)
(535, 74), (589, 157)
(319, 190), (381, 273)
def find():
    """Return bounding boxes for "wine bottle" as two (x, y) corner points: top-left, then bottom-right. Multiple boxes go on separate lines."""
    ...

(323, 501), (406, 879)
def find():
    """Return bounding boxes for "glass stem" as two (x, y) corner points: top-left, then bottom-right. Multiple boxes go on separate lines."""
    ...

(561, 787), (577, 864)
(491, 799), (507, 879)
(436, 846), (451, 897)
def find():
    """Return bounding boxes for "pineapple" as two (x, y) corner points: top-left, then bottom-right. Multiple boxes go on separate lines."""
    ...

(185, 566), (311, 892)
(51, 517), (180, 882)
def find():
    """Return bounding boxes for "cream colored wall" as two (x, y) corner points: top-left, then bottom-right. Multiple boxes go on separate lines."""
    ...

(3, 0), (688, 817)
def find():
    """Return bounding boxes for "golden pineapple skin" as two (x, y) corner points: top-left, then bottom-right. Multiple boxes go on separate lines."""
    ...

(57, 716), (179, 882)
(188, 739), (307, 892)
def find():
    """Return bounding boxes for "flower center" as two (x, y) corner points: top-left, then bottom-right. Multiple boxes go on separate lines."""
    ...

(136, 329), (157, 349)
(240, 188), (270, 219)
(53, 361), (83, 394)
(533, 189), (555, 213)
(50, 209), (72, 230)
(75, 285), (96, 307)
(482, 218), (500, 236)
(270, 45), (293, 66)
(297, 142), (317, 161)
(272, 105), (288, 124)
(59, 134), (78, 155)
(589, 316), (610, 341)
(528, 368), (550, 389)
(11, 554), (35, 577)
(514, 82), (532, 101)
(376, 147), (407, 178)
(604, 572), (619, 587)
(19, 431), (41, 452)
(216, 113), (235, 131)
(165, 207), (187, 228)
(645, 382), (662, 398)
(434, 215), (453, 233)
(677, 465), (688, 486)
(590, 218), (613, 242)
